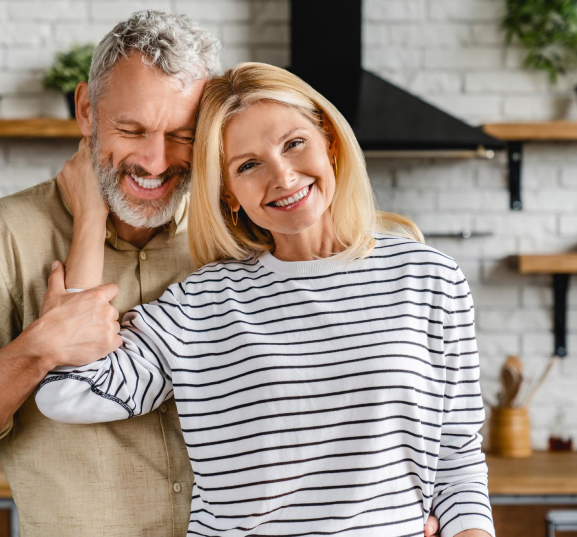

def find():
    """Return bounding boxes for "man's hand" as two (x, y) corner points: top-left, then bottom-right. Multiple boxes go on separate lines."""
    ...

(425, 515), (440, 536)
(35, 261), (121, 369)
(56, 137), (108, 221)
(0, 261), (121, 431)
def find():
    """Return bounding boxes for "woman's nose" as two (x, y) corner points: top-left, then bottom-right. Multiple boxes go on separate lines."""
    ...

(270, 160), (297, 190)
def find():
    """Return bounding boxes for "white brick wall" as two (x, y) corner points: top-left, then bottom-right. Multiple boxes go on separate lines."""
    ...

(1, 0), (577, 449)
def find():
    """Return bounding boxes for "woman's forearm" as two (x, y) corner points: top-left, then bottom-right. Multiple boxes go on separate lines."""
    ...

(65, 214), (107, 289)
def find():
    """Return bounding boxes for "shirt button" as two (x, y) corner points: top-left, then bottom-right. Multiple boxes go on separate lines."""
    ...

(173, 482), (182, 493)
(105, 230), (111, 239)
(159, 404), (167, 413)
(140, 251), (147, 260)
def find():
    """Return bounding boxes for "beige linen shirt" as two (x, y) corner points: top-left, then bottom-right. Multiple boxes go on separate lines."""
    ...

(0, 179), (194, 537)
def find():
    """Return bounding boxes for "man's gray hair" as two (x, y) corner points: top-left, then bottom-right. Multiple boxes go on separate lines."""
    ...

(88, 9), (221, 109)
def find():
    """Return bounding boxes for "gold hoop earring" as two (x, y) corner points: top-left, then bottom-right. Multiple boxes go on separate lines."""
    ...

(332, 158), (338, 177)
(230, 206), (239, 226)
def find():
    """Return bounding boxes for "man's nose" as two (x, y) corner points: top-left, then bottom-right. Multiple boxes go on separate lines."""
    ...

(139, 133), (169, 176)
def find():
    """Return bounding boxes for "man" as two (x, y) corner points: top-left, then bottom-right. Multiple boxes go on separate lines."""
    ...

(0, 9), (442, 537)
(0, 10), (219, 537)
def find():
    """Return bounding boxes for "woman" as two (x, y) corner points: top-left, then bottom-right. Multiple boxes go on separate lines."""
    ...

(36, 63), (493, 537)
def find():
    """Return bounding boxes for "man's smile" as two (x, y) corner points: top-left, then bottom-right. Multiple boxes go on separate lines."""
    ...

(124, 173), (176, 200)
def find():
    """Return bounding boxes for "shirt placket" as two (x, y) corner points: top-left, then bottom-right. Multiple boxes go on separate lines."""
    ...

(138, 247), (183, 537)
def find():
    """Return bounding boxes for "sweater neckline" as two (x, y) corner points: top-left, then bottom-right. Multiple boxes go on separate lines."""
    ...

(258, 251), (356, 276)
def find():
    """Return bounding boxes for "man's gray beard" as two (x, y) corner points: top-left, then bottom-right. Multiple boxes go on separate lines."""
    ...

(91, 134), (191, 229)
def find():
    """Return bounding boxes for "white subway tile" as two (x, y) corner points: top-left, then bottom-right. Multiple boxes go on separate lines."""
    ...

(0, 22), (51, 46)
(175, 1), (251, 22)
(222, 23), (288, 46)
(477, 309), (550, 332)
(6, 48), (56, 71)
(90, 1), (171, 22)
(425, 48), (502, 69)
(364, 0), (427, 21)
(476, 332), (520, 356)
(465, 71), (548, 94)
(254, 47), (289, 67)
(364, 47), (423, 70)
(8, 1), (87, 21)
(389, 23), (472, 47)
(429, 0), (506, 22)
(0, 72), (43, 94)
(253, 0), (289, 23)
(408, 72), (462, 94)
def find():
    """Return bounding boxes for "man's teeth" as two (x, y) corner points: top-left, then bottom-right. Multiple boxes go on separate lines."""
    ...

(273, 185), (310, 207)
(130, 174), (166, 189)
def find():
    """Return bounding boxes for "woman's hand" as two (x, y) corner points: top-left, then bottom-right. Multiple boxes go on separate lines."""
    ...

(424, 515), (440, 536)
(57, 137), (108, 222)
(35, 261), (121, 369)
(58, 137), (109, 289)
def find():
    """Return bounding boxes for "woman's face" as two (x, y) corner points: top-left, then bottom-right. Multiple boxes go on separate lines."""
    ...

(222, 101), (337, 238)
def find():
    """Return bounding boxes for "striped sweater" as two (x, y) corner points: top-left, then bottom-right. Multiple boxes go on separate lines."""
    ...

(36, 235), (495, 537)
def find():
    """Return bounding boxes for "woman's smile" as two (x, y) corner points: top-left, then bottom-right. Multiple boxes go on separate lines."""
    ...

(267, 182), (313, 209)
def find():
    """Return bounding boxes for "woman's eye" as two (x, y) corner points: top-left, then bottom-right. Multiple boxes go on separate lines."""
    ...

(238, 162), (257, 174)
(286, 138), (305, 150)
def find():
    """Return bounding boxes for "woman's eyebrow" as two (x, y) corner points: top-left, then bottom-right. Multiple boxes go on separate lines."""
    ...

(227, 152), (256, 166)
(277, 127), (306, 143)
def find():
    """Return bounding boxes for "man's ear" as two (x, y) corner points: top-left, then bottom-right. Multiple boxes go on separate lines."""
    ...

(75, 82), (93, 137)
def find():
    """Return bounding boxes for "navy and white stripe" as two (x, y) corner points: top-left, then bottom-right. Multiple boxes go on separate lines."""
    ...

(36, 234), (495, 537)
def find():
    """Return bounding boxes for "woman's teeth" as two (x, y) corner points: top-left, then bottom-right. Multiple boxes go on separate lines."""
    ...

(273, 185), (310, 207)
(130, 174), (166, 190)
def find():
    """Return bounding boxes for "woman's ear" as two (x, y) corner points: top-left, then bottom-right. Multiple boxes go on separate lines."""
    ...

(75, 82), (93, 138)
(322, 116), (339, 164)
(222, 189), (241, 212)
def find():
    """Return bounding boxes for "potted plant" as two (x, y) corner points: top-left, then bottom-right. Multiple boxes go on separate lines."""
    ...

(502, 0), (577, 84)
(43, 44), (95, 118)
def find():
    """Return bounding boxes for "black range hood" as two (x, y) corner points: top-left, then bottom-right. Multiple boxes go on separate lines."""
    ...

(289, 0), (504, 154)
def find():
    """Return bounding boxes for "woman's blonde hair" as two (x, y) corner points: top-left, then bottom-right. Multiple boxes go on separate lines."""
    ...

(188, 62), (423, 267)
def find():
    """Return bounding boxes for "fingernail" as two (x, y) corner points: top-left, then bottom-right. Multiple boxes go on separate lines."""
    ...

(51, 261), (59, 271)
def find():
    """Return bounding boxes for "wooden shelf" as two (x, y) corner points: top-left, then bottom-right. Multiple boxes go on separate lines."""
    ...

(483, 121), (577, 142)
(0, 119), (81, 138)
(519, 254), (577, 274)
(487, 452), (577, 496)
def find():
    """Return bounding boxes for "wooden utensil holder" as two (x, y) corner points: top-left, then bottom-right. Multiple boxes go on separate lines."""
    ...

(489, 406), (532, 458)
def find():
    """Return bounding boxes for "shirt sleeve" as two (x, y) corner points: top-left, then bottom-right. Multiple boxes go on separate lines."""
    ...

(432, 266), (495, 537)
(35, 285), (185, 424)
(0, 264), (22, 440)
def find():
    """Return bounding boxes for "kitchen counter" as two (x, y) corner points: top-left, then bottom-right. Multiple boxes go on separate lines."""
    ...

(487, 452), (577, 537)
(487, 451), (577, 496)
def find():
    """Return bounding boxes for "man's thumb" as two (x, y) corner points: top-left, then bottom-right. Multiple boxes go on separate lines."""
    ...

(46, 261), (66, 295)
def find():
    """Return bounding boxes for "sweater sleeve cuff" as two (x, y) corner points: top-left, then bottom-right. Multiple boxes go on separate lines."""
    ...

(441, 513), (496, 537)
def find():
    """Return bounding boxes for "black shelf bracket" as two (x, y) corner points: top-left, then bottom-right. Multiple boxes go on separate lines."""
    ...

(553, 274), (570, 357)
(508, 141), (523, 210)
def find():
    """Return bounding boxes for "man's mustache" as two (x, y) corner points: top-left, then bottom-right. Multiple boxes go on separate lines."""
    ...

(116, 162), (191, 180)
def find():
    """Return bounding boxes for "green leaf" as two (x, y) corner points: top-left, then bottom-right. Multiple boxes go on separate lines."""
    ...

(43, 44), (95, 93)
(503, 0), (577, 83)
